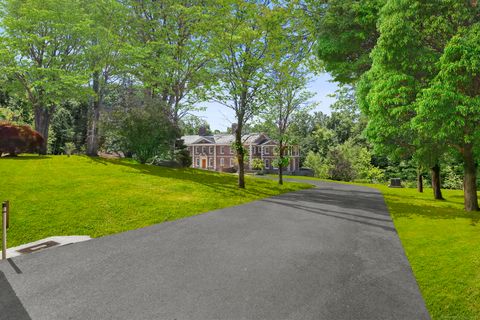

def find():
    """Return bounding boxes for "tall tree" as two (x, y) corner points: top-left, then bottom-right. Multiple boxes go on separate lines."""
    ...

(262, 70), (314, 185)
(84, 0), (127, 156)
(416, 23), (480, 211)
(259, 1), (315, 185)
(357, 0), (477, 200)
(125, 0), (217, 156)
(211, 0), (281, 188)
(305, 0), (383, 84)
(0, 0), (90, 154)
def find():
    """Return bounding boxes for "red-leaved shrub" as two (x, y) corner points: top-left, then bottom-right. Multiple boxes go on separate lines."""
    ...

(0, 122), (44, 156)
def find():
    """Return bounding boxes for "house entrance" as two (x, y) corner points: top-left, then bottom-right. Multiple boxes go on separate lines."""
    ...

(201, 159), (207, 169)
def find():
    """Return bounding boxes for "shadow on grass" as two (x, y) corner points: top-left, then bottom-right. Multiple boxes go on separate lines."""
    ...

(0, 155), (51, 160)
(385, 194), (480, 226)
(86, 156), (295, 198)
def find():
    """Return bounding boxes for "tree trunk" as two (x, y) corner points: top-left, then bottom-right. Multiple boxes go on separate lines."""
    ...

(463, 144), (479, 211)
(430, 164), (444, 200)
(235, 124), (245, 189)
(278, 141), (284, 185)
(87, 72), (101, 156)
(417, 172), (423, 193)
(34, 105), (51, 155)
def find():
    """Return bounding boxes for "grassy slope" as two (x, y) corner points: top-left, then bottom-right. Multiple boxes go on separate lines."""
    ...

(283, 175), (480, 320)
(0, 155), (311, 249)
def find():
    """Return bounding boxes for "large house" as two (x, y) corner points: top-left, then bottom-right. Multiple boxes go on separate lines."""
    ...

(182, 131), (300, 173)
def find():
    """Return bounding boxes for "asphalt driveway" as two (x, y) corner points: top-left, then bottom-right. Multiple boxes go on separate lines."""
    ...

(0, 180), (429, 320)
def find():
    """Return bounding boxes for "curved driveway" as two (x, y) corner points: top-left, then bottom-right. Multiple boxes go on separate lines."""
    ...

(0, 180), (429, 320)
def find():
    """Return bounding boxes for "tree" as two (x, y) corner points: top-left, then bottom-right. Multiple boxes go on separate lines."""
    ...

(211, 0), (281, 188)
(305, 0), (383, 84)
(416, 23), (480, 211)
(261, 3), (316, 185)
(357, 0), (477, 200)
(115, 101), (177, 164)
(125, 0), (217, 157)
(0, 0), (91, 154)
(84, 0), (127, 156)
(180, 115), (212, 135)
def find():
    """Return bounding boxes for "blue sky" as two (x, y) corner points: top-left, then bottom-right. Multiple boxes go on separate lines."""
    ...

(192, 73), (340, 132)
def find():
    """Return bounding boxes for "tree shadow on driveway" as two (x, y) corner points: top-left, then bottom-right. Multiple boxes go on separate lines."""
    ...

(0, 269), (31, 320)
(262, 186), (397, 233)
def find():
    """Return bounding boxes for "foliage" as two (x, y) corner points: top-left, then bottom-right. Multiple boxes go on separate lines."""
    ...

(0, 0), (91, 152)
(442, 164), (464, 190)
(327, 148), (355, 181)
(180, 115), (212, 136)
(0, 122), (44, 155)
(64, 142), (76, 157)
(125, 0), (217, 127)
(115, 102), (177, 164)
(48, 107), (74, 155)
(0, 155), (311, 250)
(251, 158), (265, 171)
(304, 151), (330, 179)
(357, 0), (480, 207)
(339, 139), (384, 182)
(210, 0), (292, 187)
(304, 140), (383, 183)
(415, 23), (480, 156)
(174, 139), (192, 168)
(307, 0), (383, 84)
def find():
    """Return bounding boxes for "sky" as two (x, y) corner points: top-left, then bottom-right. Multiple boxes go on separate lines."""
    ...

(192, 73), (340, 132)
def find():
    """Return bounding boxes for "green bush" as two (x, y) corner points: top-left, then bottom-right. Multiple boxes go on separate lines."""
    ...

(304, 140), (384, 183)
(251, 158), (265, 170)
(327, 148), (355, 181)
(304, 151), (329, 178)
(116, 103), (176, 164)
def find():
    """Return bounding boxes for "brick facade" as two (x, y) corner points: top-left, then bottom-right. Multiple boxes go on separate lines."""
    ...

(182, 133), (300, 173)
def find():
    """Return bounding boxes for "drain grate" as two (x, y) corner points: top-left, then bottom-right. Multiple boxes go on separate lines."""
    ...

(17, 241), (60, 254)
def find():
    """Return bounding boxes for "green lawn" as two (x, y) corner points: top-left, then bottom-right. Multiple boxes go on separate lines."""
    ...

(282, 175), (480, 320)
(0, 155), (311, 249)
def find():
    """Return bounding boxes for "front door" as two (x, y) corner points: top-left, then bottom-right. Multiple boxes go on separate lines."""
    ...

(201, 159), (207, 169)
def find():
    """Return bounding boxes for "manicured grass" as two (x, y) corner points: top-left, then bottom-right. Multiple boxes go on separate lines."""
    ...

(0, 155), (311, 249)
(283, 175), (480, 320)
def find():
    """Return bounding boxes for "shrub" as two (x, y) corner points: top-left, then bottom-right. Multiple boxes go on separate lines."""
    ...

(115, 103), (177, 164)
(327, 148), (355, 181)
(0, 122), (44, 156)
(304, 151), (329, 178)
(251, 158), (265, 171)
(174, 139), (192, 168)
(63, 142), (76, 157)
(442, 164), (463, 190)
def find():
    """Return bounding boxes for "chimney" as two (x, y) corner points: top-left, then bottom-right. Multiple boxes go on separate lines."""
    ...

(198, 126), (207, 136)
(231, 123), (238, 134)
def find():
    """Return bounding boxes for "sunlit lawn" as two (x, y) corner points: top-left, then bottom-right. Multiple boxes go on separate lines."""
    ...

(0, 155), (311, 249)
(282, 175), (480, 320)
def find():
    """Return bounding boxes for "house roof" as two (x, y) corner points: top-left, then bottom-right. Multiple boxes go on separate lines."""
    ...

(181, 133), (271, 146)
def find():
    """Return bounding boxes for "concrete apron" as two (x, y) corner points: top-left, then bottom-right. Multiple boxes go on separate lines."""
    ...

(3, 236), (91, 259)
